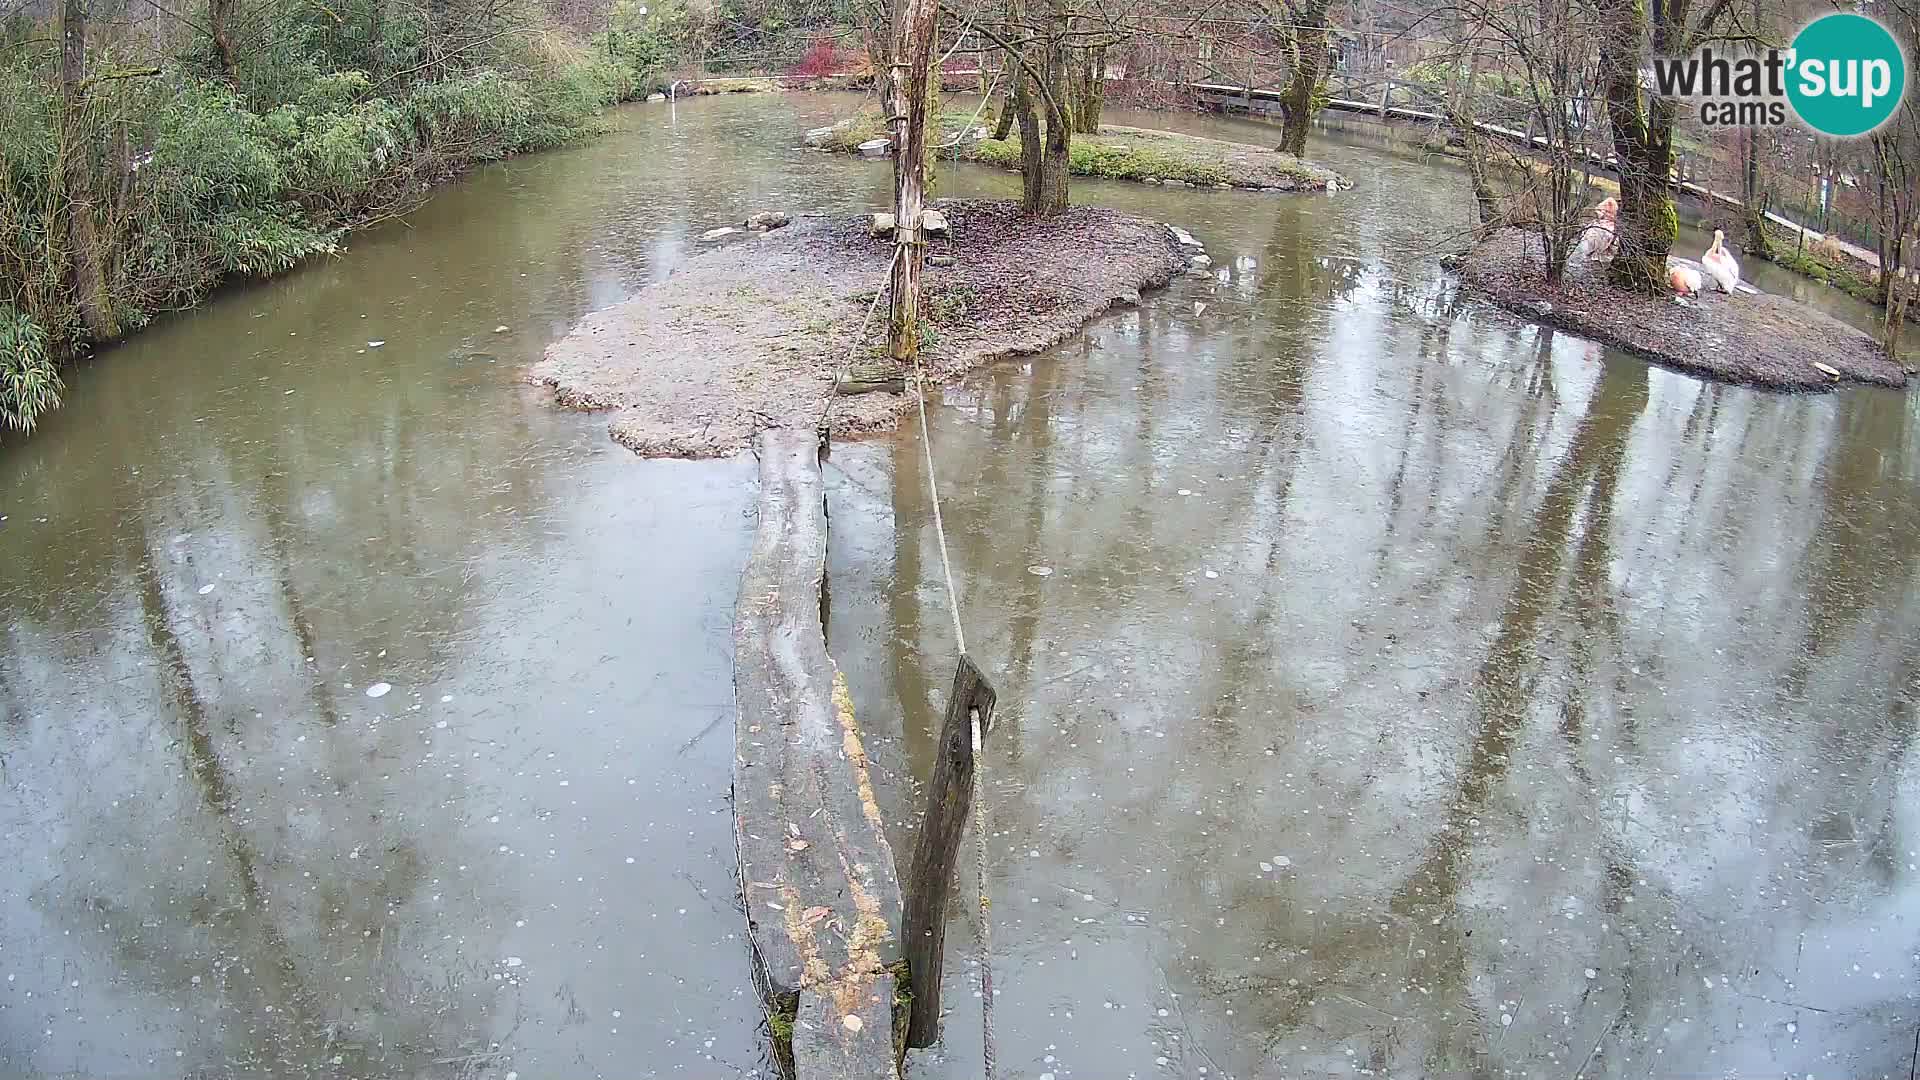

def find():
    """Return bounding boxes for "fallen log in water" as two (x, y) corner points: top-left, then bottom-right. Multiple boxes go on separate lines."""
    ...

(734, 428), (904, 1080)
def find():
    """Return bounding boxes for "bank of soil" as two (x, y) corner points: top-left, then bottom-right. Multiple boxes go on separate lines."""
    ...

(1457, 229), (1910, 391)
(814, 109), (1346, 191)
(531, 200), (1188, 456)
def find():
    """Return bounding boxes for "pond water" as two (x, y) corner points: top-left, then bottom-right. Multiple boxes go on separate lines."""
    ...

(2, 92), (1916, 1079)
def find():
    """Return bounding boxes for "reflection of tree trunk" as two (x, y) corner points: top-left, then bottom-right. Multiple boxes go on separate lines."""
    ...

(1388, 356), (1647, 934)
(1377, 359), (1647, 1064)
(259, 476), (344, 727)
(1781, 395), (1918, 697)
(133, 537), (322, 1035)
(890, 426), (938, 779)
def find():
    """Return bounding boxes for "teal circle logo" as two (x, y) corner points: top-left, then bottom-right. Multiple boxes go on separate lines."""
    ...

(1787, 13), (1907, 137)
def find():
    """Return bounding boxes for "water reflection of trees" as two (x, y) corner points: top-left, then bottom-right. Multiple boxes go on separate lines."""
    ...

(0, 329), (559, 1073)
(871, 280), (1920, 1077)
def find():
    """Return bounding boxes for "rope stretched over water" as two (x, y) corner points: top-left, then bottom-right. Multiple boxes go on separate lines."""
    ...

(908, 356), (997, 1080)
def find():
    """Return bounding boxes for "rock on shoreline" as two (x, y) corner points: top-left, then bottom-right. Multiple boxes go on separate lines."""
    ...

(530, 200), (1189, 457)
(1455, 229), (1908, 391)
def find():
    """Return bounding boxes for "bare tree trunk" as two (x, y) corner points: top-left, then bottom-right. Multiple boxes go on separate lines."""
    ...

(885, 0), (938, 361)
(1280, 0), (1333, 157)
(1743, 127), (1773, 257)
(209, 0), (237, 77)
(62, 0), (114, 342)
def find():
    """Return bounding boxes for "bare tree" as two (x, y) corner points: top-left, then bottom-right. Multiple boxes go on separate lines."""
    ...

(1591, 0), (1737, 293)
(1870, 0), (1917, 352)
(887, 0), (940, 359)
(61, 0), (115, 340)
(1440, 0), (1605, 281)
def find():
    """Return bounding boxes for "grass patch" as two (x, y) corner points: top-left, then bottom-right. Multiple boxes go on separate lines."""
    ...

(1768, 242), (1878, 299)
(766, 991), (797, 1077)
(972, 134), (1233, 185)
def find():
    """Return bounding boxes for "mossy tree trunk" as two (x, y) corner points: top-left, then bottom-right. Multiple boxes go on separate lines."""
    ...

(1069, 42), (1105, 134)
(1871, 126), (1916, 350)
(886, 0), (938, 361)
(61, 0), (115, 342)
(209, 0), (237, 77)
(990, 76), (1016, 139)
(1008, 0), (1069, 216)
(1595, 0), (1739, 293)
(1596, 0), (1675, 293)
(1279, 0), (1333, 158)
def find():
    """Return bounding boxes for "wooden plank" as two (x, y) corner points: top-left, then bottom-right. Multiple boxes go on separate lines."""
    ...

(901, 654), (998, 1048)
(794, 972), (901, 1080)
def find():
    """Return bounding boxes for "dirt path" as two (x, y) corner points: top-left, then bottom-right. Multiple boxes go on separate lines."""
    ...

(1456, 229), (1910, 391)
(531, 200), (1190, 457)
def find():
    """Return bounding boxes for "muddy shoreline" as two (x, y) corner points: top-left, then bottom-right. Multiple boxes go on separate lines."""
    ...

(531, 200), (1191, 457)
(1455, 228), (1909, 391)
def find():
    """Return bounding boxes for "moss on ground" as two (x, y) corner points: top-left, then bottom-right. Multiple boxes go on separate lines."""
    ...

(1762, 226), (1880, 297)
(766, 993), (797, 1077)
(888, 959), (912, 1064)
(813, 107), (1343, 190)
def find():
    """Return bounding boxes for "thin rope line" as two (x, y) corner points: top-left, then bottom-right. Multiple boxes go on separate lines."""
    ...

(817, 247), (903, 437)
(911, 365), (967, 656)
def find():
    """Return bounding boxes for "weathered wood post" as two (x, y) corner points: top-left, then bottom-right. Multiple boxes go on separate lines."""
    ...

(886, 0), (939, 362)
(901, 654), (997, 1048)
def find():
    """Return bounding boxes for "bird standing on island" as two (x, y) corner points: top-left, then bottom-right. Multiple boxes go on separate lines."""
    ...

(1576, 196), (1619, 261)
(1670, 264), (1704, 296)
(1701, 229), (1741, 293)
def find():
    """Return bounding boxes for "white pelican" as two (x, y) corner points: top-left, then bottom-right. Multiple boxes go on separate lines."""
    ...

(1701, 229), (1741, 293)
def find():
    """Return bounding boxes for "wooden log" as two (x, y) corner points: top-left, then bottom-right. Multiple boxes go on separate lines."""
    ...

(734, 430), (905, 1080)
(901, 654), (998, 1049)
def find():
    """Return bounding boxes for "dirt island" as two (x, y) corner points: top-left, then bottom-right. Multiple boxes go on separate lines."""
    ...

(1456, 228), (1910, 391)
(531, 199), (1195, 457)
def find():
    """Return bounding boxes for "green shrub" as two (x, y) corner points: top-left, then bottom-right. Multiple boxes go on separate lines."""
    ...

(0, 0), (670, 434)
(0, 303), (60, 433)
